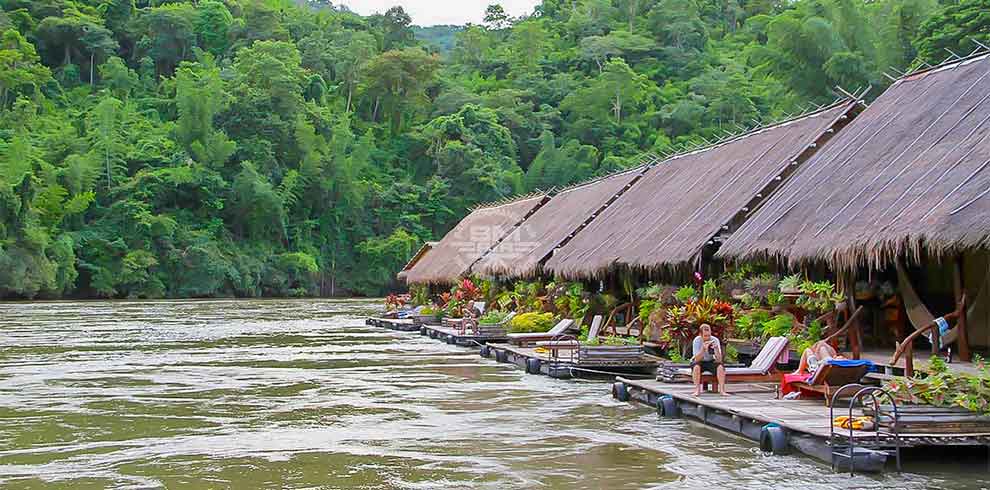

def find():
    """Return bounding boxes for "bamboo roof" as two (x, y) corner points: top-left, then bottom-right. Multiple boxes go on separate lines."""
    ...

(402, 194), (548, 284)
(544, 101), (857, 278)
(472, 166), (649, 278)
(717, 53), (990, 269)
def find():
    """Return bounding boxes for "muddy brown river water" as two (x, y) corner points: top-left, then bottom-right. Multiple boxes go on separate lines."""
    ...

(0, 299), (985, 489)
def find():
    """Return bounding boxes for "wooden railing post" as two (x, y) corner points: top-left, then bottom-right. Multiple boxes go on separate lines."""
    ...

(845, 272), (862, 359)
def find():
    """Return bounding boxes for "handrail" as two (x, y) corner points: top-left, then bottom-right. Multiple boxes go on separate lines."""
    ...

(890, 293), (964, 377)
(822, 306), (865, 345)
(829, 384), (901, 475)
(604, 303), (635, 336)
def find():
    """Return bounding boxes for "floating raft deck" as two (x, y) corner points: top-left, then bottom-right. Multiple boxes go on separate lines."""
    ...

(485, 342), (662, 379)
(419, 323), (508, 347)
(366, 317), (420, 332)
(614, 377), (990, 468)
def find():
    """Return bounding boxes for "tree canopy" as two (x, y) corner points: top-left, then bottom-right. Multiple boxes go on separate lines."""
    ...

(0, 0), (980, 299)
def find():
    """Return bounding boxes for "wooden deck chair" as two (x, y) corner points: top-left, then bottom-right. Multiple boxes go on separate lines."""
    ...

(534, 315), (604, 355)
(507, 319), (575, 346)
(675, 336), (790, 385)
(790, 359), (874, 406)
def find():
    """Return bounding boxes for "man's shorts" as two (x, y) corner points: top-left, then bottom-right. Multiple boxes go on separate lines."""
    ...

(691, 360), (723, 374)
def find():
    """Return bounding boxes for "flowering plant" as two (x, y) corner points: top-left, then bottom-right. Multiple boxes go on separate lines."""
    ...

(385, 294), (409, 311)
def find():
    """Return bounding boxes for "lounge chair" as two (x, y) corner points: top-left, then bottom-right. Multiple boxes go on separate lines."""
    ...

(533, 315), (603, 357)
(788, 359), (875, 406)
(672, 336), (790, 387)
(507, 319), (575, 346)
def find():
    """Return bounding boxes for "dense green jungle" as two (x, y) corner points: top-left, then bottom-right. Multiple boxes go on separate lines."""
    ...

(0, 0), (986, 299)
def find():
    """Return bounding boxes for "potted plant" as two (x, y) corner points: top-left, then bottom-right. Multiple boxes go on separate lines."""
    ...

(779, 274), (803, 295)
(413, 306), (440, 325)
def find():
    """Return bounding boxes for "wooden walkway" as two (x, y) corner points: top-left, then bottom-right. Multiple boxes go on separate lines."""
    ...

(366, 317), (420, 331)
(621, 379), (846, 439)
(487, 342), (662, 378)
(420, 323), (508, 346)
(617, 377), (990, 453)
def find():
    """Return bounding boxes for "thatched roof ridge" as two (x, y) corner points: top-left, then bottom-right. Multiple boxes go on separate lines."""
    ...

(544, 100), (858, 278)
(473, 161), (656, 279)
(396, 241), (437, 281)
(402, 194), (549, 284)
(717, 53), (990, 269)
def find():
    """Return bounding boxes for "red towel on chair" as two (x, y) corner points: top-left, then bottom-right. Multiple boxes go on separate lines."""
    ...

(781, 372), (812, 396)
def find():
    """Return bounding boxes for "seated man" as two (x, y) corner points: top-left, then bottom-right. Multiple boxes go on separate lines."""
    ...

(691, 324), (727, 396)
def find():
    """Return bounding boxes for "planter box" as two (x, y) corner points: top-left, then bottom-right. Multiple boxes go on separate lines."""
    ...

(578, 345), (644, 362)
(475, 324), (507, 337)
(413, 314), (439, 325)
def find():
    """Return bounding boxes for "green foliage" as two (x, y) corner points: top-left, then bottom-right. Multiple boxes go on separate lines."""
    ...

(0, 0), (961, 300)
(410, 284), (430, 306)
(478, 310), (510, 324)
(761, 314), (795, 339)
(675, 285), (696, 303)
(885, 355), (990, 414)
(724, 343), (739, 363)
(734, 310), (771, 339)
(779, 273), (803, 292)
(508, 312), (556, 333)
(585, 335), (639, 346)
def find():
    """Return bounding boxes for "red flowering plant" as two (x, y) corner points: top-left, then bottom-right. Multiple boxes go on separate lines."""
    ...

(658, 277), (735, 356)
(442, 279), (482, 318)
(384, 293), (409, 312)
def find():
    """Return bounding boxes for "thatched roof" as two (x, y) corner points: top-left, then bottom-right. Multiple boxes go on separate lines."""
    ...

(402, 194), (548, 284)
(717, 53), (990, 269)
(396, 241), (437, 281)
(545, 101), (857, 278)
(473, 167), (648, 278)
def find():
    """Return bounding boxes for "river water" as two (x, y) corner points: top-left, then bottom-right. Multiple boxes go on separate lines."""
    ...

(0, 299), (984, 489)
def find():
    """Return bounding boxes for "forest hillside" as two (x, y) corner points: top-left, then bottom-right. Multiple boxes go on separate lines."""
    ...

(0, 0), (986, 299)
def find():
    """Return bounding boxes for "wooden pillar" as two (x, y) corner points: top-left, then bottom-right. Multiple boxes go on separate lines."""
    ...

(953, 254), (972, 362)
(845, 270), (862, 360)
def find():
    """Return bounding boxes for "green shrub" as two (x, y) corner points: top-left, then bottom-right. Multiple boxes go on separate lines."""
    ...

(734, 310), (770, 339)
(675, 286), (696, 303)
(478, 310), (509, 324)
(508, 312), (556, 333)
(724, 343), (739, 363)
(761, 314), (794, 338)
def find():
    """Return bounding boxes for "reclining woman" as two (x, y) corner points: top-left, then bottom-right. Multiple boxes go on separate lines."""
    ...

(793, 340), (845, 376)
(780, 340), (847, 399)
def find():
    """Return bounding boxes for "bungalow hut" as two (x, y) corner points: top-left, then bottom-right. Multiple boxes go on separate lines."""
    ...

(544, 100), (859, 279)
(717, 52), (990, 371)
(402, 194), (549, 285)
(472, 165), (652, 279)
(396, 241), (437, 282)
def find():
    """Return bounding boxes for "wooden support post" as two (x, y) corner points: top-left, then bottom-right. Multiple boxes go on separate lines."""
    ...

(845, 271), (862, 360)
(904, 343), (914, 377)
(954, 254), (972, 362)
